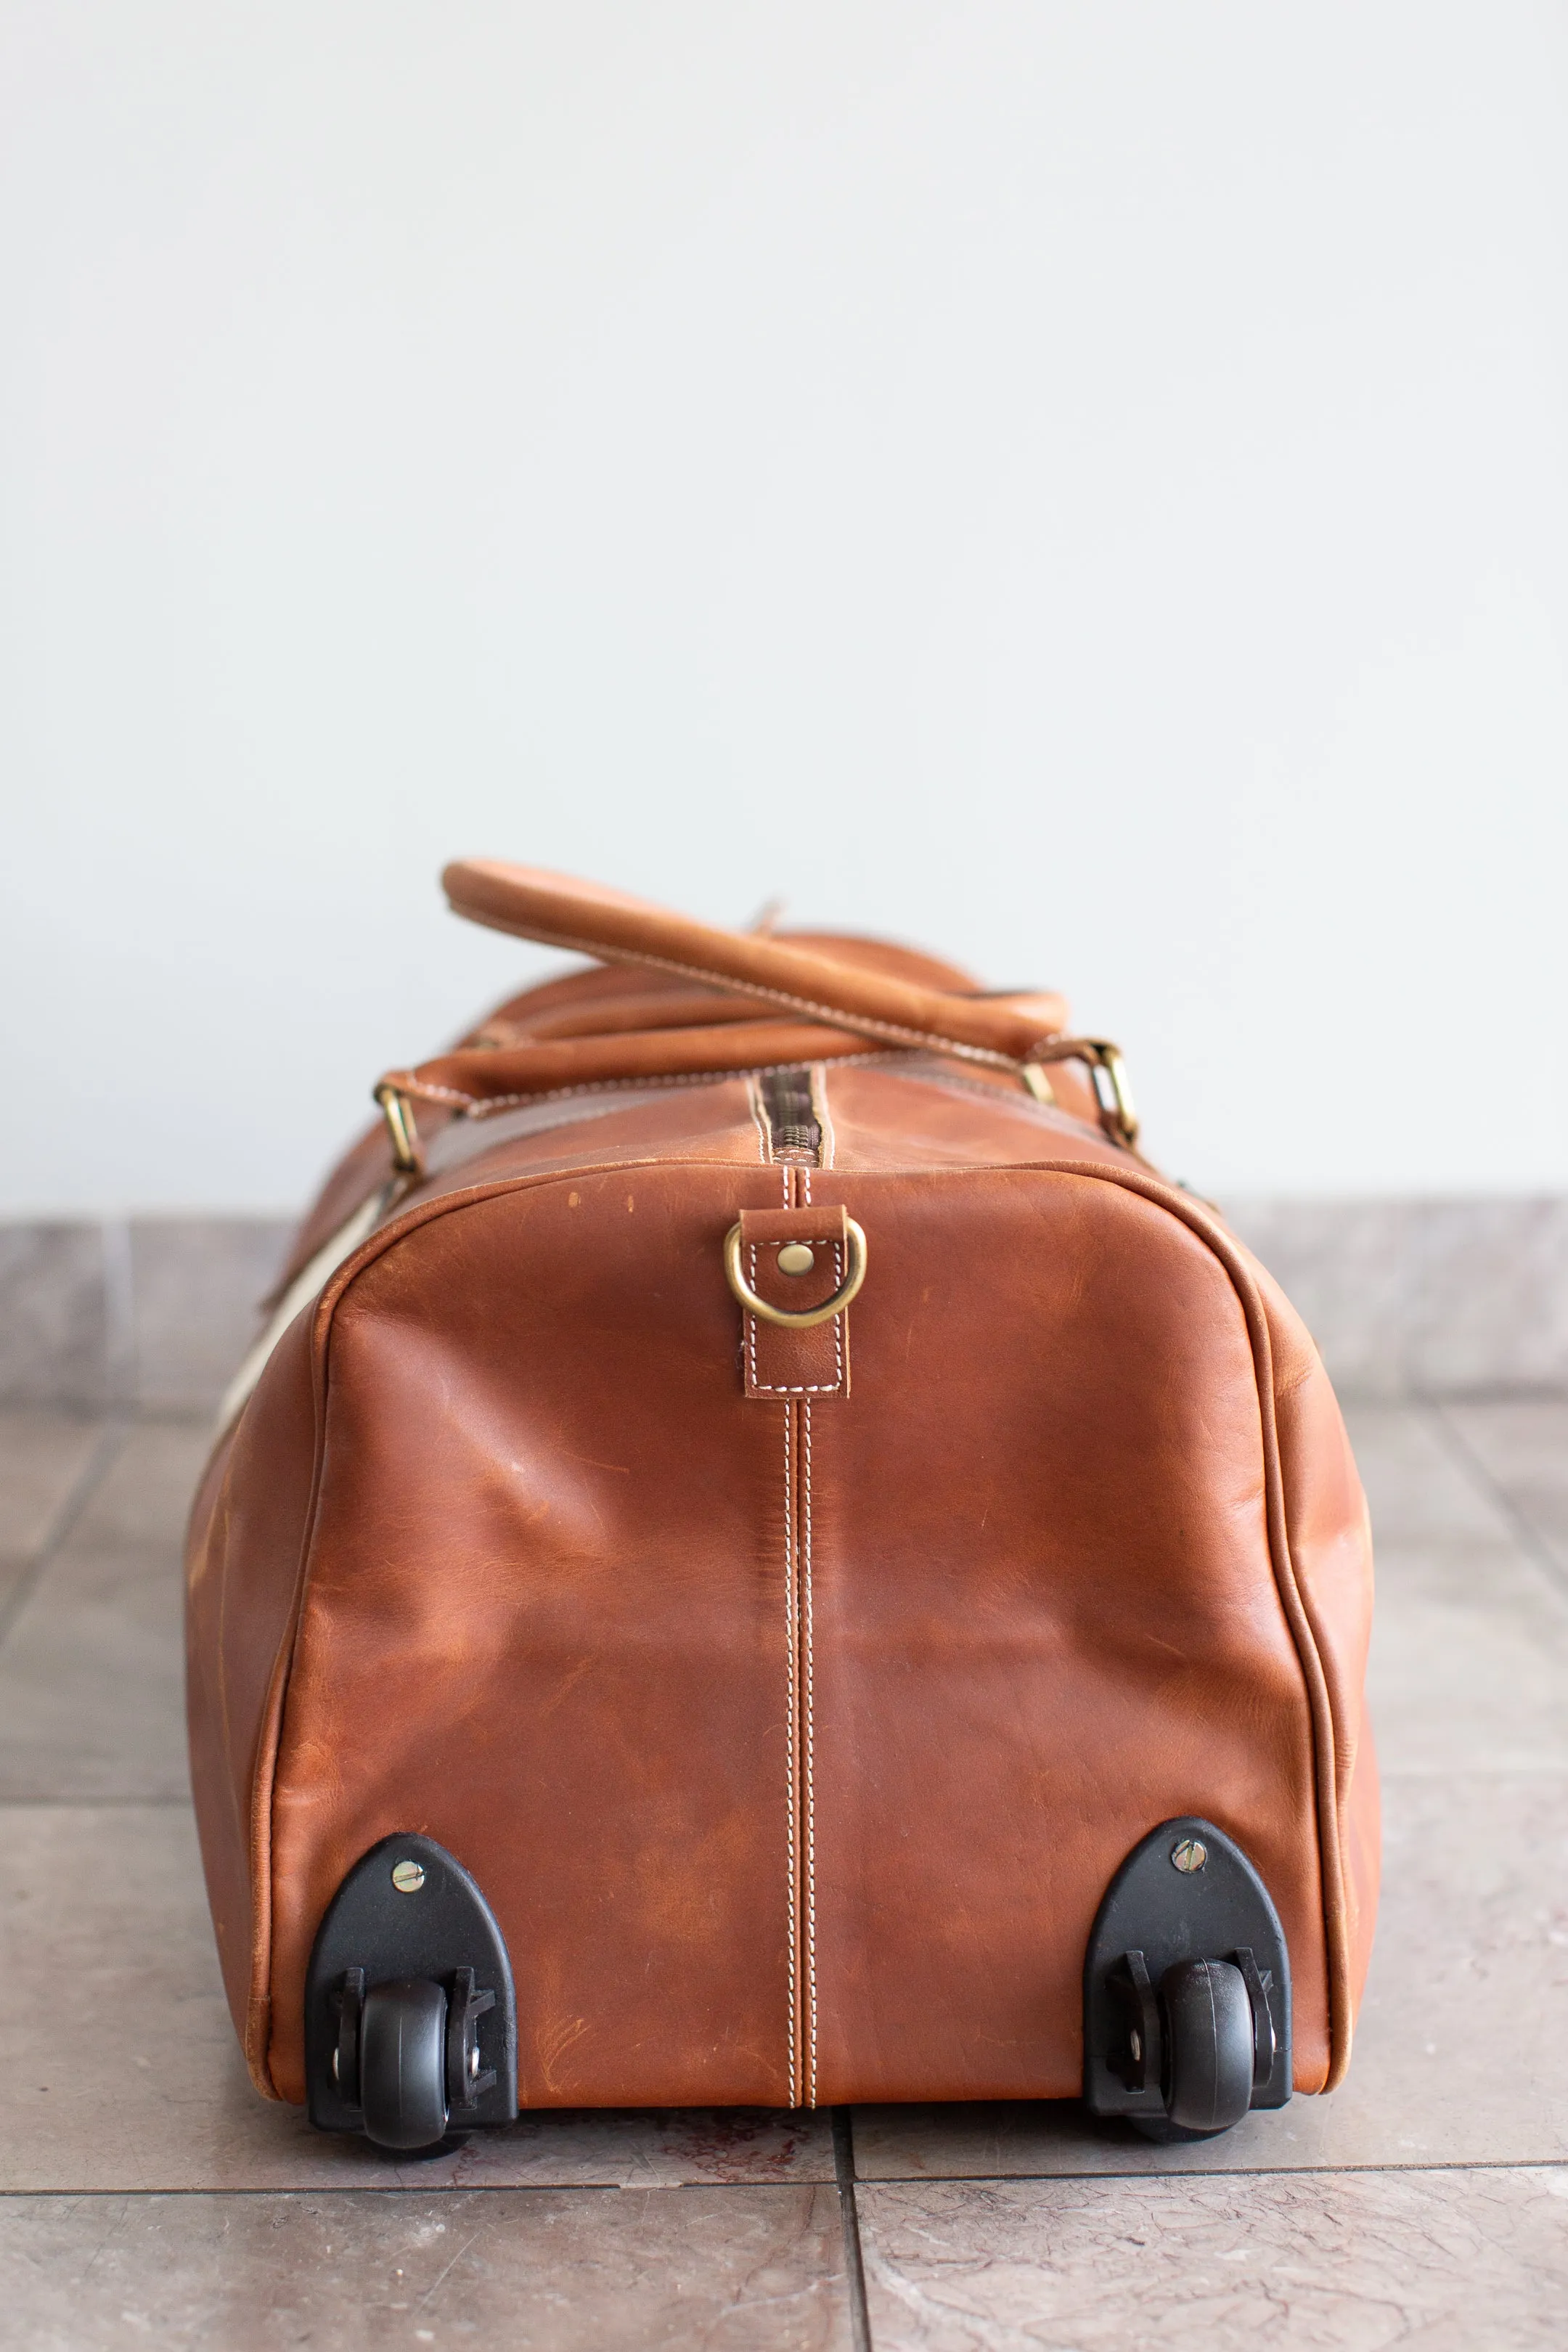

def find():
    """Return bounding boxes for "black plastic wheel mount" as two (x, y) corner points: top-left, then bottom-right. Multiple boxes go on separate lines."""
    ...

(1082, 1815), (1291, 2126)
(304, 1832), (518, 2139)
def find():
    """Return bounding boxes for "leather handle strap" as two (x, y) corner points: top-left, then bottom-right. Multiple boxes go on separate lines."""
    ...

(442, 859), (1068, 1070)
(388, 1016), (886, 1115)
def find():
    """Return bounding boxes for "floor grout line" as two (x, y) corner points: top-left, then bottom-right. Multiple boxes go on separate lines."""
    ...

(0, 2181), (795, 2200)
(19, 1774), (1562, 1803)
(841, 2153), (1568, 2184)
(1, 2155), (1566, 2201)
(832, 2109), (873, 2352)
(1424, 1400), (1568, 1604)
(0, 1416), (133, 1657)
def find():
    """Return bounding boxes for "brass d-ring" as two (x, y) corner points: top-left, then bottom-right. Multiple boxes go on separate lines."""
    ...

(723, 1220), (868, 1329)
(373, 1082), (425, 1176)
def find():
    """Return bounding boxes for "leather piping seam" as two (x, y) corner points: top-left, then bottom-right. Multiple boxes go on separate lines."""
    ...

(433, 911), (1042, 1070)
(747, 1075), (775, 1167)
(250, 1152), (1351, 2099)
(761, 1097), (799, 2102)
(242, 1308), (335, 2099)
(1051, 1164), (1352, 2086)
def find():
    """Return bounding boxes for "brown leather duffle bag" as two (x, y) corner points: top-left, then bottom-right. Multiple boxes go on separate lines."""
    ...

(187, 860), (1378, 2152)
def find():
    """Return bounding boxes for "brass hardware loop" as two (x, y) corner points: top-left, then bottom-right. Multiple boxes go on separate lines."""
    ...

(723, 1218), (869, 1329)
(1021, 1037), (1139, 1149)
(374, 1083), (425, 1176)
(1086, 1042), (1139, 1148)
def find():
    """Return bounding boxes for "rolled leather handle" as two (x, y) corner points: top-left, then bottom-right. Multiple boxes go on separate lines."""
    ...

(443, 859), (1067, 1071)
(390, 1016), (883, 1111)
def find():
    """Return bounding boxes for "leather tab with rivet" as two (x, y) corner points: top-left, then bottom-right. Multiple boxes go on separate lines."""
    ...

(736, 1204), (852, 1400)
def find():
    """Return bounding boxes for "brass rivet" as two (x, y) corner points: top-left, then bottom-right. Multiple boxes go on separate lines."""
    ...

(391, 1859), (426, 1894)
(1170, 1837), (1208, 1875)
(777, 1244), (815, 1278)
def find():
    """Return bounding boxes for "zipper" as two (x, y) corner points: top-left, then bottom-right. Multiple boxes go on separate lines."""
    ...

(759, 1066), (822, 1164)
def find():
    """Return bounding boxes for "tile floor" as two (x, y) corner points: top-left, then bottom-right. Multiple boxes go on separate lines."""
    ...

(1, 1400), (1565, 2348)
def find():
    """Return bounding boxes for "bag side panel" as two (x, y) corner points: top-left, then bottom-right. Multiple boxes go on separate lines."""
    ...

(258, 1156), (1350, 2110)
(185, 1305), (321, 2090)
(800, 1169), (1333, 2101)
(264, 1164), (805, 2107)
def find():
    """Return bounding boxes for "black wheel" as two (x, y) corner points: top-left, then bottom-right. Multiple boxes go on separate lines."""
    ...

(359, 1978), (450, 2150)
(1158, 1957), (1254, 2135)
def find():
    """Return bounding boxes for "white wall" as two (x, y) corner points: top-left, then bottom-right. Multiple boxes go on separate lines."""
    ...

(3, 1), (1565, 1212)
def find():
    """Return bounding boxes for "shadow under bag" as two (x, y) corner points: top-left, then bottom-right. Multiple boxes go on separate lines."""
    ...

(186, 860), (1379, 2152)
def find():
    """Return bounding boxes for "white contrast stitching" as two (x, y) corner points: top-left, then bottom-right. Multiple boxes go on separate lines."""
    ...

(806, 1083), (836, 1172)
(393, 1044), (1090, 1121)
(471, 1069), (743, 1110)
(745, 1242), (845, 1393)
(748, 1077), (772, 1167)
(783, 1400), (799, 2108)
(396, 1053), (920, 1115)
(801, 1397), (818, 2109)
(450, 915), (1027, 1068)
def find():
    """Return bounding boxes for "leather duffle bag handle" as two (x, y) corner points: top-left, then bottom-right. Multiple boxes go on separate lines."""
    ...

(443, 861), (1069, 1066)
(372, 859), (1138, 1162)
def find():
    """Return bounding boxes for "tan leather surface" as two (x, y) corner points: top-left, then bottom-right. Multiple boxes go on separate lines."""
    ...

(476, 986), (795, 1046)
(266, 1166), (802, 2107)
(397, 1075), (777, 1202)
(189, 883), (1376, 2115)
(777, 931), (983, 993)
(442, 860), (1069, 1063)
(819, 1061), (1132, 1172)
(462, 928), (986, 1038)
(795, 1169), (1333, 2100)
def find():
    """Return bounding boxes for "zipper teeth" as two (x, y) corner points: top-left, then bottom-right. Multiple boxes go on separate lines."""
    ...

(761, 1066), (822, 1164)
